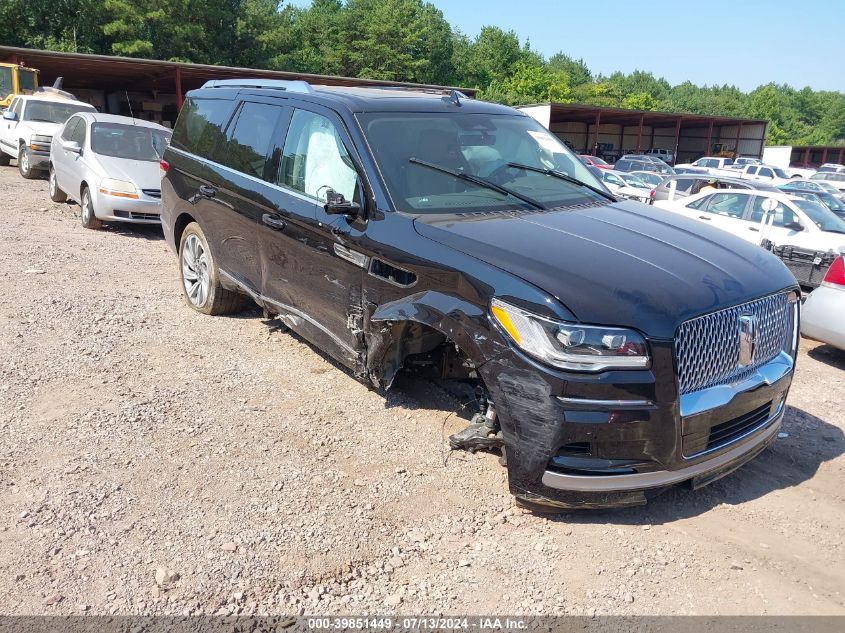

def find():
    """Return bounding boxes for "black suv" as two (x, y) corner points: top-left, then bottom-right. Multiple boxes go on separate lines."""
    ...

(161, 79), (800, 510)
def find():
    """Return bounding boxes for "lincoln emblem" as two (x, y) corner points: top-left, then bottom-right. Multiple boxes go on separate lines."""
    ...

(737, 314), (758, 367)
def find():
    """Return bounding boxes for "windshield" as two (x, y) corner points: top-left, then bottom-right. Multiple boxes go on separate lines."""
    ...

(18, 69), (36, 92)
(23, 100), (94, 124)
(794, 199), (845, 233)
(587, 155), (609, 166)
(91, 123), (171, 161)
(358, 112), (606, 214)
(0, 67), (12, 100)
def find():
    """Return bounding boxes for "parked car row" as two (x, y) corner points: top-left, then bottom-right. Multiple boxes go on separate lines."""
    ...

(1, 89), (171, 228)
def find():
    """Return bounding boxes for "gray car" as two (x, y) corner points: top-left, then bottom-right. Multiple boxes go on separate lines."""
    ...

(652, 174), (780, 202)
(48, 113), (171, 229)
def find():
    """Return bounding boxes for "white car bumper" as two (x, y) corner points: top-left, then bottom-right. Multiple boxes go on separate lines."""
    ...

(801, 284), (845, 351)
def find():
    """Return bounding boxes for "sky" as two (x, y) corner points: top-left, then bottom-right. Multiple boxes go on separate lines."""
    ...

(288, 0), (845, 92)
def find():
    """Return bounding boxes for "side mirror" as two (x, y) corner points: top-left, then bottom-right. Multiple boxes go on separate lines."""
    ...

(784, 221), (804, 232)
(62, 141), (82, 154)
(3, 110), (18, 121)
(323, 188), (362, 217)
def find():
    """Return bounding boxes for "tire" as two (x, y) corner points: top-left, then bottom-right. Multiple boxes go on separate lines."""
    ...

(49, 165), (67, 202)
(0, 151), (9, 167)
(178, 222), (244, 315)
(18, 146), (37, 179)
(80, 185), (103, 230)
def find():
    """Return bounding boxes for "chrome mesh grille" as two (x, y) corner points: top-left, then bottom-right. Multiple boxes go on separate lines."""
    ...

(676, 293), (791, 395)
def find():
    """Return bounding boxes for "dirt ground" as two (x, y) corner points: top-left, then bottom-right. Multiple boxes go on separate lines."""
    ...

(0, 166), (843, 616)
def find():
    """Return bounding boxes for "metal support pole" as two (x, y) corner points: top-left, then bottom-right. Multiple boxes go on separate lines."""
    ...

(592, 112), (601, 155)
(673, 118), (682, 163)
(705, 119), (714, 156)
(636, 114), (644, 152)
(175, 67), (183, 110)
(804, 148), (810, 167)
(822, 148), (828, 165)
(839, 148), (844, 165)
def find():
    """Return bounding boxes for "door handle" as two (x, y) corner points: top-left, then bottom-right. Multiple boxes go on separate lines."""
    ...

(262, 213), (287, 231)
(198, 184), (217, 198)
(698, 215), (711, 221)
(749, 227), (759, 232)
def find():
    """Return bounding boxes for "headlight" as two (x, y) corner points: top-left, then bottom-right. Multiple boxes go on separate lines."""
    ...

(99, 178), (138, 199)
(490, 298), (650, 371)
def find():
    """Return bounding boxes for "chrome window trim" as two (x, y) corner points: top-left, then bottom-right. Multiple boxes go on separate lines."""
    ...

(168, 145), (323, 207)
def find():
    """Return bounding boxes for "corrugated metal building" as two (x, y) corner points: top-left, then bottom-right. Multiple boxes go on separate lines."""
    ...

(0, 46), (476, 128)
(519, 103), (768, 164)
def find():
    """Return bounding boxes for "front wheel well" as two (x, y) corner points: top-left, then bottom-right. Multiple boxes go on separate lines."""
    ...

(371, 320), (479, 388)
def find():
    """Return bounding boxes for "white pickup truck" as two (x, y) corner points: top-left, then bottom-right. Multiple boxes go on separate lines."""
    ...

(0, 93), (95, 179)
(676, 156), (793, 185)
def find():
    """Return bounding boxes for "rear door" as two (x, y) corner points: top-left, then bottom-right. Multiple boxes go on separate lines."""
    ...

(63, 117), (88, 198)
(200, 97), (290, 294)
(53, 116), (80, 191)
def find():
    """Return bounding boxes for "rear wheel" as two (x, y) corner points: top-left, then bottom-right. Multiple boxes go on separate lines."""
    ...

(178, 222), (243, 315)
(80, 186), (103, 230)
(49, 166), (67, 202)
(18, 146), (37, 179)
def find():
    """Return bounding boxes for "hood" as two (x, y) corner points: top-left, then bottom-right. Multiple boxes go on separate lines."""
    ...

(413, 201), (797, 339)
(96, 155), (162, 190)
(25, 121), (61, 138)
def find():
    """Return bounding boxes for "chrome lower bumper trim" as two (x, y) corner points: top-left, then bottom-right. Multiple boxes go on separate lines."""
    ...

(679, 351), (794, 418)
(541, 408), (783, 493)
(556, 396), (655, 409)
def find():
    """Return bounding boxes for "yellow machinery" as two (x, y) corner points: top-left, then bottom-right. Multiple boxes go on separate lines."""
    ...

(0, 63), (39, 109)
(711, 143), (737, 160)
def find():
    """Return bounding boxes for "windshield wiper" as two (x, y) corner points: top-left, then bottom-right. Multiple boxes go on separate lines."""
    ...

(505, 162), (617, 202)
(409, 158), (544, 210)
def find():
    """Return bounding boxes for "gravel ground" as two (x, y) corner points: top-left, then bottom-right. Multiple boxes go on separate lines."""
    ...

(0, 166), (843, 616)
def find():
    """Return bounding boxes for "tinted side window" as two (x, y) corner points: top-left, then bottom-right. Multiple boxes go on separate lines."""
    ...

(277, 109), (358, 202)
(218, 101), (282, 180)
(687, 195), (710, 210)
(69, 119), (87, 145)
(171, 97), (234, 159)
(758, 168), (773, 178)
(674, 178), (695, 193)
(12, 98), (23, 119)
(746, 166), (757, 175)
(61, 117), (80, 141)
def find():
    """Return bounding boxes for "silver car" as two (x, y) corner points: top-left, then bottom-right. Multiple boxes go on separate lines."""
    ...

(801, 255), (845, 352)
(48, 113), (171, 229)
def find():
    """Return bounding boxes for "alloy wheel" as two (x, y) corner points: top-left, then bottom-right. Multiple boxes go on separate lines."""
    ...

(181, 234), (211, 308)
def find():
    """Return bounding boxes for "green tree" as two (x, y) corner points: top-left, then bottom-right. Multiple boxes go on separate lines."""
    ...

(482, 62), (571, 106)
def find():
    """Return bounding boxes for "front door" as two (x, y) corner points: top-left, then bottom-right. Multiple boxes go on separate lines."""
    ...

(260, 105), (367, 370)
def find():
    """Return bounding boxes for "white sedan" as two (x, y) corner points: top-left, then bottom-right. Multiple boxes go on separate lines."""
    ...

(653, 188), (845, 253)
(801, 256), (845, 351)
(599, 169), (650, 203)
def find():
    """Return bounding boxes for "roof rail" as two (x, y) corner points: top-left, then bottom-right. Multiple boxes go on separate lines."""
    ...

(201, 79), (313, 93)
(373, 86), (470, 98)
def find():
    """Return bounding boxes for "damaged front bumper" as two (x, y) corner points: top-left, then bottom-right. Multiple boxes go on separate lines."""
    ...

(478, 341), (794, 511)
